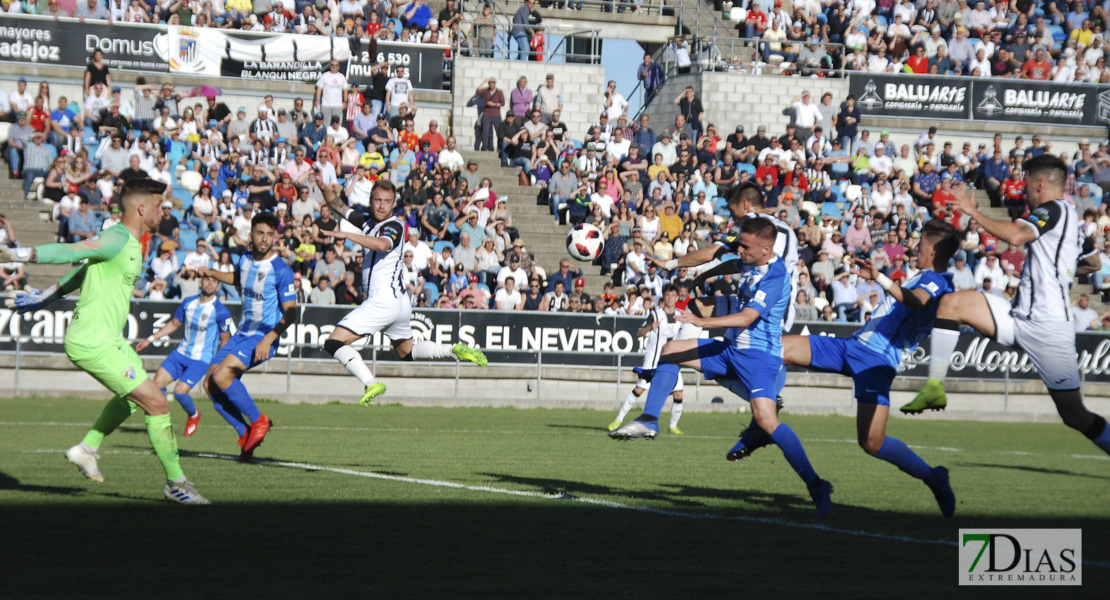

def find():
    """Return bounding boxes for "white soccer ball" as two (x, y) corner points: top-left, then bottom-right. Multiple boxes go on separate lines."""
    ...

(566, 223), (603, 262)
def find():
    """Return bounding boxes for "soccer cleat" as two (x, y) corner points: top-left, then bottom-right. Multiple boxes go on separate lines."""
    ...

(360, 383), (387, 406)
(65, 443), (104, 483)
(927, 466), (956, 518)
(242, 415), (272, 454)
(727, 425), (775, 461)
(237, 429), (253, 463)
(609, 418), (659, 440)
(901, 378), (948, 414)
(808, 478), (834, 520)
(607, 418), (623, 431)
(452, 343), (488, 367)
(163, 480), (211, 504)
(669, 426), (684, 435)
(184, 410), (201, 437)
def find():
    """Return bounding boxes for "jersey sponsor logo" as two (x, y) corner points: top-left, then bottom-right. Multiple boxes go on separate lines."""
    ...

(753, 290), (767, 305)
(922, 281), (939, 295)
(243, 289), (264, 301)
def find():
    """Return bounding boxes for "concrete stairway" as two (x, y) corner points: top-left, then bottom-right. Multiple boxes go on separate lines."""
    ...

(460, 149), (614, 294)
(0, 177), (70, 290)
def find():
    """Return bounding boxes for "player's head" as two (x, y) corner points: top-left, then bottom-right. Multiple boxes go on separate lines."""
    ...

(199, 273), (220, 297)
(737, 216), (777, 266)
(662, 284), (678, 309)
(369, 180), (397, 222)
(119, 178), (168, 233)
(1023, 154), (1067, 206)
(250, 211), (281, 256)
(918, 218), (960, 271)
(727, 182), (764, 217)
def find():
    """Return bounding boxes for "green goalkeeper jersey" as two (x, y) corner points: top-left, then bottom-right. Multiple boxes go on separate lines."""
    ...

(35, 224), (143, 347)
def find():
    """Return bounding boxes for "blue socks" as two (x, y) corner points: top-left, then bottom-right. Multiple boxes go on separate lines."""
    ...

(209, 385), (248, 437)
(640, 363), (679, 420)
(874, 436), (933, 480)
(770, 424), (818, 487)
(222, 379), (261, 424)
(174, 392), (197, 418)
(1089, 416), (1110, 455)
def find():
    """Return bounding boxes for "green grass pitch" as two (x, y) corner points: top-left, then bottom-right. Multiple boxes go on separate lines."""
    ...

(1, 396), (1107, 598)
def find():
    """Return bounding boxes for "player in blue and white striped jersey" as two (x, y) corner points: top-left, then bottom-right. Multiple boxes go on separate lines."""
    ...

(199, 211), (297, 461)
(136, 274), (232, 436)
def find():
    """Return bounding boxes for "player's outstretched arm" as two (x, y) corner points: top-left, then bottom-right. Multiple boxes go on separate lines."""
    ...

(953, 183), (1037, 247)
(854, 257), (930, 310)
(652, 244), (724, 270)
(136, 318), (183, 353)
(678, 306), (761, 330)
(197, 266), (236, 285)
(0, 226), (131, 266)
(328, 229), (393, 252)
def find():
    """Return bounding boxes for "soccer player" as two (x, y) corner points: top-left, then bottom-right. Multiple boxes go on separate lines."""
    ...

(1, 179), (209, 504)
(609, 285), (687, 435)
(198, 211), (297, 462)
(735, 219), (961, 517)
(318, 180), (487, 405)
(904, 157), (1110, 456)
(135, 274), (233, 437)
(612, 218), (833, 519)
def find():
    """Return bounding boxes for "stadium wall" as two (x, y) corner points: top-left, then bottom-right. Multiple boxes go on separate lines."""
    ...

(448, 57), (606, 149)
(3, 354), (1108, 424)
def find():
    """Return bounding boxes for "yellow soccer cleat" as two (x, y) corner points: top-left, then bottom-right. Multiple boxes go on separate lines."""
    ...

(669, 426), (685, 436)
(452, 343), (488, 367)
(901, 378), (948, 414)
(608, 418), (622, 431)
(360, 383), (387, 406)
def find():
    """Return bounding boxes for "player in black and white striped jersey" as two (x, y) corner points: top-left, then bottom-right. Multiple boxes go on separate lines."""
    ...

(609, 285), (687, 435)
(319, 180), (487, 406)
(907, 155), (1110, 458)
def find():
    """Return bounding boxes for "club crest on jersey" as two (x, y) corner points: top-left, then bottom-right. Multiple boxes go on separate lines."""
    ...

(123, 366), (136, 380)
(257, 271), (266, 282)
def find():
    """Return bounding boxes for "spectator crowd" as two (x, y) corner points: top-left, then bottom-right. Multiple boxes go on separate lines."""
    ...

(703, 0), (1110, 82)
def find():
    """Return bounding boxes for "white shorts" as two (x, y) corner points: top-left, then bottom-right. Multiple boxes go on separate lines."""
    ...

(982, 292), (1080, 390)
(676, 323), (703, 340)
(336, 297), (413, 341)
(635, 375), (685, 393)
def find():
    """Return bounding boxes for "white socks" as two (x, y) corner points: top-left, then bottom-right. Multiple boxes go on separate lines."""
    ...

(334, 344), (377, 387)
(928, 328), (960, 382)
(412, 341), (453, 360)
(616, 391), (639, 422)
(670, 401), (684, 429)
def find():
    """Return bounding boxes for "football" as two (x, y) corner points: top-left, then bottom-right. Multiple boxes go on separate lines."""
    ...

(566, 223), (603, 262)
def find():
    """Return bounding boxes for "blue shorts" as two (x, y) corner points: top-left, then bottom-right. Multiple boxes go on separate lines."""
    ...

(696, 339), (782, 399)
(807, 336), (896, 405)
(159, 352), (210, 388)
(211, 333), (276, 370)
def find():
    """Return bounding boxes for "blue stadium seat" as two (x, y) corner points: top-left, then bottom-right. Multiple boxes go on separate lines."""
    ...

(173, 189), (193, 212)
(1087, 183), (1103, 202)
(179, 230), (199, 252)
(433, 241), (454, 254)
(422, 282), (439, 304)
(736, 162), (756, 176)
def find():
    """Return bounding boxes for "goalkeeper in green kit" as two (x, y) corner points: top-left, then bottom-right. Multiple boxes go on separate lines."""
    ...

(2, 179), (209, 504)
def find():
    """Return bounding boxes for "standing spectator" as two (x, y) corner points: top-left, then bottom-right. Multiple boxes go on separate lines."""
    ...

(673, 86), (704, 140)
(384, 66), (414, 119)
(534, 74), (562, 124)
(314, 59), (349, 125)
(791, 90), (823, 142)
(511, 0), (537, 61)
(510, 77), (534, 119)
(475, 78), (504, 152)
(637, 53), (664, 101)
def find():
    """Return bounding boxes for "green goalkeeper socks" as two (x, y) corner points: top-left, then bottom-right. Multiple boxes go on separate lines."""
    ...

(145, 413), (184, 482)
(82, 396), (138, 450)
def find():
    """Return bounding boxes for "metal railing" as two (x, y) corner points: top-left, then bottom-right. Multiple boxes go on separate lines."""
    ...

(506, 0), (667, 16)
(671, 0), (734, 41)
(458, 19), (602, 63)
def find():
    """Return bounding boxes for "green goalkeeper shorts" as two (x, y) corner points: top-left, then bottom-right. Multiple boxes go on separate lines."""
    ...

(65, 338), (148, 399)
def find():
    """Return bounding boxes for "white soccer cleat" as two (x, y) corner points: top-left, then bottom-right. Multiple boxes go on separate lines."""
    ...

(163, 480), (211, 505)
(609, 419), (659, 440)
(65, 443), (104, 483)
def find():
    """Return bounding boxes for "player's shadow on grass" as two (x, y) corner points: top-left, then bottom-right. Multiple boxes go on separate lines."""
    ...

(953, 461), (1110, 481)
(0, 471), (85, 496)
(178, 450), (411, 477)
(479, 472), (819, 515)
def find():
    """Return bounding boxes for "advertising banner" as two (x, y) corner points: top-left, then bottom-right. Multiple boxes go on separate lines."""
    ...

(4, 302), (1110, 380)
(849, 74), (971, 120)
(851, 72), (1110, 128)
(0, 14), (444, 90)
(0, 14), (167, 73)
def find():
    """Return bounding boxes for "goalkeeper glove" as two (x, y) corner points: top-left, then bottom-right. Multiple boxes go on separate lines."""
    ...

(4, 285), (55, 314)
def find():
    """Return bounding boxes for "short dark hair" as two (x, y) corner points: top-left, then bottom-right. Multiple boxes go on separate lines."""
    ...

(921, 218), (960, 267)
(740, 215), (777, 242)
(251, 211), (280, 231)
(728, 182), (765, 209)
(120, 178), (168, 200)
(1023, 153), (1067, 188)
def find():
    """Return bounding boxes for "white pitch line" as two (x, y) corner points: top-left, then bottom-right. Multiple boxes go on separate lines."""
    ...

(11, 446), (1110, 569)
